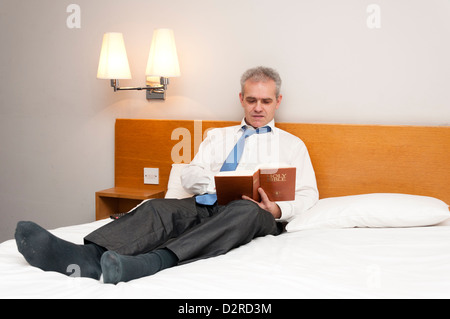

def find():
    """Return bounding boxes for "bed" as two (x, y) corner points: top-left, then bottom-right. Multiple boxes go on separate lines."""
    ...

(0, 119), (449, 299)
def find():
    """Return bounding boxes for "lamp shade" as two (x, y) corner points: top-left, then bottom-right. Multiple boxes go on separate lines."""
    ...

(97, 32), (132, 79)
(146, 29), (181, 78)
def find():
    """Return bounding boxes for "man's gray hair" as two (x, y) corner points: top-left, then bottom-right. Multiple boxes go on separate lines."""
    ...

(240, 66), (282, 98)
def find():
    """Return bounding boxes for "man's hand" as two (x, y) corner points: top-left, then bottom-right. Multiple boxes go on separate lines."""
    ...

(242, 187), (282, 219)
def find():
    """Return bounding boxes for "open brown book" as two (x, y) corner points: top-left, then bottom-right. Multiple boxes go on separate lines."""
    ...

(214, 166), (296, 205)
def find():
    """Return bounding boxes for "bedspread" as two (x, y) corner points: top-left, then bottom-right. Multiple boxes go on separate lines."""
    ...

(1, 219), (450, 299)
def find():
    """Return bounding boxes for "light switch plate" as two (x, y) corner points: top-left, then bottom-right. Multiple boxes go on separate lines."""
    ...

(144, 168), (159, 185)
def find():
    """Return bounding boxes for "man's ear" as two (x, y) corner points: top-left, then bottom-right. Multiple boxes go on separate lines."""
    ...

(239, 92), (244, 105)
(276, 94), (283, 109)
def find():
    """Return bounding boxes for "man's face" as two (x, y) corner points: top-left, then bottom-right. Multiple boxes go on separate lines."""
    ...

(240, 79), (282, 128)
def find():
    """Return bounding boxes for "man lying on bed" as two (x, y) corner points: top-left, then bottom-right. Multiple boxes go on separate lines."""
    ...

(14, 66), (319, 284)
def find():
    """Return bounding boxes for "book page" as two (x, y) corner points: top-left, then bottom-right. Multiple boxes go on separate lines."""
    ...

(215, 170), (255, 177)
(255, 162), (292, 174)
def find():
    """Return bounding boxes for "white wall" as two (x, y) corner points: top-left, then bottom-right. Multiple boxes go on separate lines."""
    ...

(1, 0), (449, 242)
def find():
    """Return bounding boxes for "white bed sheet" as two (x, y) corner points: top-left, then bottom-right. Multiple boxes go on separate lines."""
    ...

(1, 219), (450, 299)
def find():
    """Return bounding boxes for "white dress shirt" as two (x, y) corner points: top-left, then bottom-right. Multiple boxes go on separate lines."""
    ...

(181, 118), (319, 222)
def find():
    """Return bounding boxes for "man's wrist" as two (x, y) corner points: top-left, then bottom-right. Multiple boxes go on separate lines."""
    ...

(273, 204), (282, 219)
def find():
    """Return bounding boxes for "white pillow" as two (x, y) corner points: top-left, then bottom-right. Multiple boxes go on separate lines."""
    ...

(286, 193), (450, 232)
(164, 164), (194, 199)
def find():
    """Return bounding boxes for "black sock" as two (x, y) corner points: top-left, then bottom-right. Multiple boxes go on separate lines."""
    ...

(101, 248), (178, 285)
(15, 221), (105, 280)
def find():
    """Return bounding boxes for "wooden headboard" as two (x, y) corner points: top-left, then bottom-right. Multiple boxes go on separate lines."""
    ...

(115, 119), (450, 205)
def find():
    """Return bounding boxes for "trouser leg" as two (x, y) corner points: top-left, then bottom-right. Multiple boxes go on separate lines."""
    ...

(84, 197), (209, 256)
(166, 200), (283, 263)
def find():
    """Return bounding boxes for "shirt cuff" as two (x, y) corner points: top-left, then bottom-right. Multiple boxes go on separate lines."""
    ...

(276, 201), (294, 223)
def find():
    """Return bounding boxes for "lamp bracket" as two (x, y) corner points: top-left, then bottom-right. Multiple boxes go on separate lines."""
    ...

(110, 77), (169, 100)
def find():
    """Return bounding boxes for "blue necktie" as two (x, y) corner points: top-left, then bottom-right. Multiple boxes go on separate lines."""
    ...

(195, 125), (272, 205)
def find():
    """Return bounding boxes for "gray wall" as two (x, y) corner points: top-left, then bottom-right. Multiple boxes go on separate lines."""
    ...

(1, 0), (449, 242)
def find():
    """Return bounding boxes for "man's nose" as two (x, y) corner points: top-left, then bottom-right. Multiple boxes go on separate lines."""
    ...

(254, 101), (263, 111)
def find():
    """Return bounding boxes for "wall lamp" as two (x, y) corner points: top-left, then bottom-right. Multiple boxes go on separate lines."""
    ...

(97, 29), (180, 100)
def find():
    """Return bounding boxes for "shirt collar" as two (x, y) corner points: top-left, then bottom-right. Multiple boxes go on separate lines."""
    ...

(240, 118), (276, 133)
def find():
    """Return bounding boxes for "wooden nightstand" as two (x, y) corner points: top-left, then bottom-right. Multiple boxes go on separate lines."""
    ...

(95, 187), (165, 220)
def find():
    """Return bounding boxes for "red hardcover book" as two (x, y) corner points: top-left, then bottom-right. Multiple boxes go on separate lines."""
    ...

(214, 167), (296, 205)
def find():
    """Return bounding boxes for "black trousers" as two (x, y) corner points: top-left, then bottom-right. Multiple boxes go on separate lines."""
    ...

(84, 197), (283, 263)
